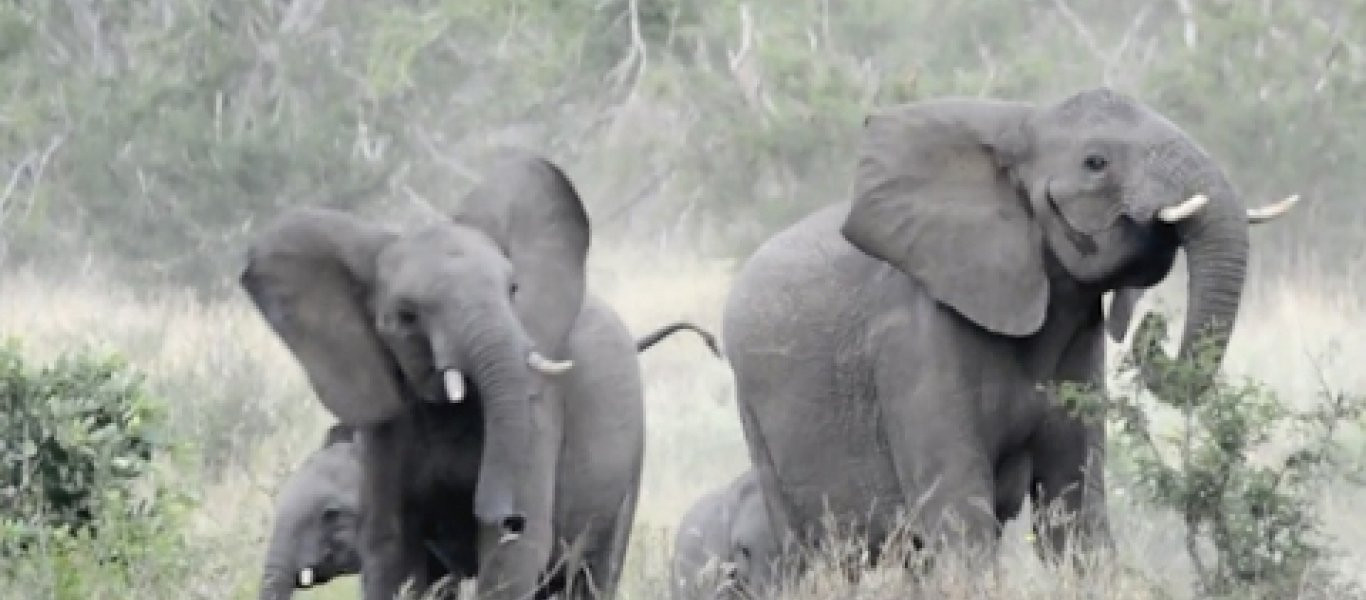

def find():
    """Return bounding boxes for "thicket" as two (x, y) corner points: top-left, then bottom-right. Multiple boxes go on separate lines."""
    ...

(0, 0), (1361, 289)
(1061, 315), (1366, 598)
(0, 338), (192, 594)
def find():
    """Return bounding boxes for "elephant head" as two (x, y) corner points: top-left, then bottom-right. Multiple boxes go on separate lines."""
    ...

(259, 425), (362, 600)
(241, 149), (589, 540)
(841, 87), (1295, 390)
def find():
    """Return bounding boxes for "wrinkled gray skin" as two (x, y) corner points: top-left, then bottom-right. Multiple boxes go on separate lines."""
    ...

(671, 471), (781, 600)
(724, 88), (1292, 569)
(259, 425), (362, 600)
(256, 325), (721, 599)
(241, 150), (651, 600)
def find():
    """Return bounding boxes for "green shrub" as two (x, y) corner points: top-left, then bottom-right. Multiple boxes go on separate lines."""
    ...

(0, 337), (188, 567)
(1060, 314), (1366, 598)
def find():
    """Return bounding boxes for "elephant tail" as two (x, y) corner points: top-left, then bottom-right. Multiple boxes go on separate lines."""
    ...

(634, 322), (723, 358)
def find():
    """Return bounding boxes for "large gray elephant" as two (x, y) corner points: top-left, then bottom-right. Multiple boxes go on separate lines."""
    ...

(241, 150), (663, 599)
(722, 88), (1297, 568)
(256, 324), (721, 600)
(670, 470), (781, 600)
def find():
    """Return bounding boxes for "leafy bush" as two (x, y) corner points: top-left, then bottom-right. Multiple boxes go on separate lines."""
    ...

(1061, 314), (1366, 598)
(0, 337), (188, 567)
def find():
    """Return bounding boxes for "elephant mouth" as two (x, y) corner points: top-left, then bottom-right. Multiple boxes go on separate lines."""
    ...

(1044, 187), (1099, 255)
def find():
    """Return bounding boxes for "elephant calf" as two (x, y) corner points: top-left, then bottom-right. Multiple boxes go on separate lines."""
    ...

(259, 425), (362, 600)
(671, 471), (781, 600)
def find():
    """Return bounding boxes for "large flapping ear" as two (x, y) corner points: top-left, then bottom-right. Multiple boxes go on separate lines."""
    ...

(240, 208), (404, 426)
(841, 99), (1048, 337)
(453, 148), (590, 356)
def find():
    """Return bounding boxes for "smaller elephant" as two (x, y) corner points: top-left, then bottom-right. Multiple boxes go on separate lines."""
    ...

(259, 424), (362, 600)
(671, 471), (782, 600)
(257, 322), (720, 599)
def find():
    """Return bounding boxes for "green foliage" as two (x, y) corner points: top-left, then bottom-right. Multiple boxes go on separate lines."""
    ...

(0, 337), (191, 579)
(1062, 314), (1366, 598)
(1, 0), (1360, 287)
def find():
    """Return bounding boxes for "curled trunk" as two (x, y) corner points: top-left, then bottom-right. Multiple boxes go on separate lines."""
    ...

(1158, 170), (1250, 396)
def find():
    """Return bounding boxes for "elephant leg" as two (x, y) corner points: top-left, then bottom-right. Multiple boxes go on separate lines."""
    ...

(1029, 328), (1113, 563)
(874, 333), (1001, 564)
(359, 424), (424, 600)
(1028, 414), (1109, 562)
(561, 489), (638, 599)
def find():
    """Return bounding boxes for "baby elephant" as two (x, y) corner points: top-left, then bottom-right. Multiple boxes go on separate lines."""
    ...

(672, 471), (782, 600)
(258, 424), (362, 600)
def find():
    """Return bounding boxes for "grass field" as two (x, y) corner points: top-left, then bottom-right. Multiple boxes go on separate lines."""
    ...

(1, 244), (1363, 599)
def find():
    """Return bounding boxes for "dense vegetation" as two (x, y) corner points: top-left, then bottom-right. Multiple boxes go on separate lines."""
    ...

(1, 1), (1363, 598)
(1, 0), (1362, 287)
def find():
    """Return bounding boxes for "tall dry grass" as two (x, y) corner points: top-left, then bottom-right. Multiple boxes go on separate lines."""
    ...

(0, 242), (1362, 598)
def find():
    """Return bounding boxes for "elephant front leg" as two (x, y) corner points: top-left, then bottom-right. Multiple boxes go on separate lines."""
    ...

(1028, 412), (1111, 562)
(358, 424), (423, 599)
(1029, 327), (1113, 563)
(873, 324), (1003, 567)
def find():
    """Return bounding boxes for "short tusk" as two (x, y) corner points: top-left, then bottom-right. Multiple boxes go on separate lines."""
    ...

(528, 351), (573, 375)
(443, 369), (465, 403)
(297, 567), (315, 588)
(500, 531), (521, 545)
(1157, 194), (1209, 223)
(1247, 194), (1299, 224)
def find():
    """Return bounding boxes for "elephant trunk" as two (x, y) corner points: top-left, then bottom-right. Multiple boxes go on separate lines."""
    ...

(446, 318), (537, 541)
(1161, 163), (1250, 395)
(258, 500), (304, 599)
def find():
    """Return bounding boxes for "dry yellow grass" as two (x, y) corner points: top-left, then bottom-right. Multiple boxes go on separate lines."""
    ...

(0, 245), (1362, 599)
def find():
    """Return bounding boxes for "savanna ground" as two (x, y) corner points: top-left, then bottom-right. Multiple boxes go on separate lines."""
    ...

(2, 1), (1365, 598)
(3, 245), (1365, 599)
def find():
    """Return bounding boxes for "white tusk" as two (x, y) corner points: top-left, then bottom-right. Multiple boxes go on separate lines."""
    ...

(527, 351), (573, 375)
(443, 370), (465, 403)
(1157, 194), (1209, 223)
(297, 567), (315, 588)
(1247, 194), (1300, 224)
(499, 532), (521, 545)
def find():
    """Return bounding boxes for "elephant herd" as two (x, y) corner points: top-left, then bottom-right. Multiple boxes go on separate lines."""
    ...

(243, 88), (1300, 600)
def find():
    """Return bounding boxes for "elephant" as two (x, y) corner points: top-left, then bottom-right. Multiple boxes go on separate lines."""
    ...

(256, 324), (721, 600)
(240, 149), (686, 599)
(670, 470), (782, 600)
(259, 424), (362, 599)
(721, 88), (1298, 570)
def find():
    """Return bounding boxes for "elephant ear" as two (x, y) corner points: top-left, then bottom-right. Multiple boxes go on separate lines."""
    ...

(841, 99), (1048, 337)
(240, 208), (404, 426)
(453, 148), (590, 355)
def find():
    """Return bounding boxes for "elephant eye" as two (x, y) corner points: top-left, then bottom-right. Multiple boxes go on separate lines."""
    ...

(394, 307), (419, 328)
(508, 282), (519, 298)
(1082, 154), (1109, 172)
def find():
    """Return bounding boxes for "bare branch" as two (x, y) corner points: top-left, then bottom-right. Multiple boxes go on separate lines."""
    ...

(1051, 0), (1104, 59)
(1172, 0), (1198, 49)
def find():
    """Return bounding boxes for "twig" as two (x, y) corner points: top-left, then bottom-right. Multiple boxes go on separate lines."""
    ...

(1172, 0), (1198, 49)
(0, 153), (36, 224)
(1051, 0), (1104, 59)
(599, 161), (678, 226)
(605, 0), (650, 97)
